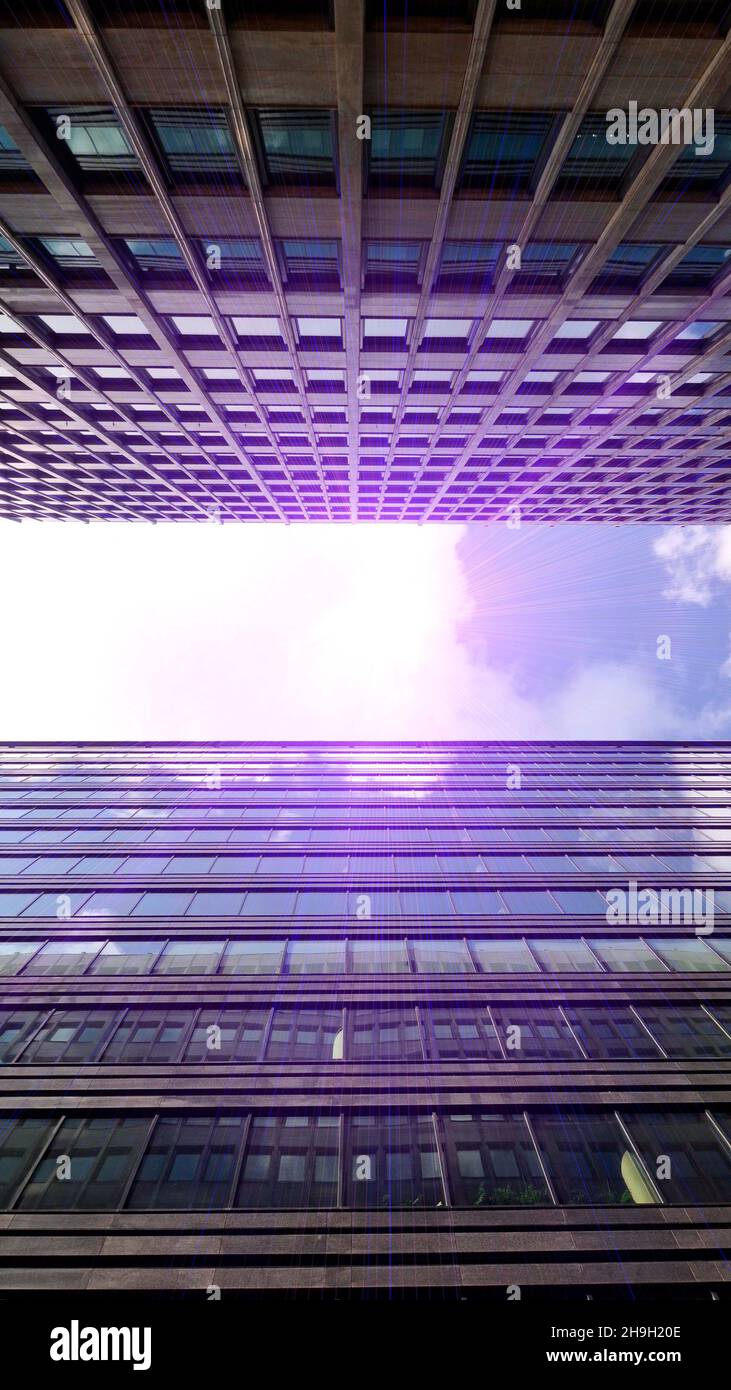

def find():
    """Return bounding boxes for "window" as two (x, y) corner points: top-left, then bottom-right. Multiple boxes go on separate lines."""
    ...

(348, 938), (410, 974)
(661, 116), (731, 193)
(220, 939), (284, 975)
(502, 889), (561, 915)
(198, 237), (268, 281)
(564, 1006), (661, 1061)
(265, 1008), (343, 1063)
(661, 244), (731, 291)
(23, 941), (105, 976)
(364, 239), (423, 289)
(279, 239), (340, 287)
(443, 1113), (550, 1207)
(636, 1005), (731, 1059)
(367, 111), (450, 191)
(591, 939), (666, 973)
(0, 1009), (48, 1063)
(153, 940), (225, 975)
(0, 1117), (55, 1206)
(236, 1115), (339, 1210)
(626, 1110), (731, 1206)
(0, 941), (42, 975)
(423, 1008), (502, 1061)
(88, 941), (163, 975)
(437, 240), (502, 292)
(534, 1111), (659, 1206)
(552, 889), (607, 914)
(348, 1008), (422, 1062)
(127, 1115), (245, 1210)
(285, 939), (345, 974)
(470, 939), (539, 973)
(591, 242), (663, 292)
(510, 241), (585, 290)
(123, 237), (184, 272)
(19, 1116), (150, 1211)
(42, 106), (138, 173)
(0, 123), (31, 171)
(530, 939), (601, 972)
(558, 112), (639, 190)
(37, 237), (98, 269)
(491, 1006), (582, 1061)
(460, 112), (554, 192)
(101, 1010), (192, 1064)
(412, 938), (473, 973)
(182, 1009), (269, 1063)
(345, 1114), (443, 1208)
(17, 1009), (120, 1065)
(253, 110), (336, 188)
(648, 938), (729, 972)
(146, 107), (239, 178)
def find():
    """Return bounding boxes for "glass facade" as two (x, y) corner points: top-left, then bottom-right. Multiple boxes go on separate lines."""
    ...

(1, 740), (731, 1293)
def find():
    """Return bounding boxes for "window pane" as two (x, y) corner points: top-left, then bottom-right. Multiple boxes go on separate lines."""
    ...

(491, 1006), (582, 1061)
(443, 1112), (550, 1207)
(220, 940), (284, 975)
(349, 939), (410, 974)
(265, 1008), (343, 1063)
(345, 1114), (444, 1208)
(532, 1111), (658, 1206)
(153, 940), (225, 975)
(127, 1115), (246, 1210)
(470, 939), (539, 973)
(285, 940), (345, 974)
(348, 1009), (422, 1062)
(19, 1117), (149, 1210)
(412, 939), (473, 973)
(625, 1110), (731, 1206)
(236, 1115), (339, 1210)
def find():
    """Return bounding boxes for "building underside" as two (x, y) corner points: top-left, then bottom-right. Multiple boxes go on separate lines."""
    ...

(0, 1), (728, 524)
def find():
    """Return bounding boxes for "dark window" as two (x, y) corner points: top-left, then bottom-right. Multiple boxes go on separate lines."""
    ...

(626, 1109), (731, 1206)
(0, 1009), (48, 1062)
(146, 107), (239, 179)
(491, 1006), (582, 1061)
(18, 1116), (149, 1210)
(591, 242), (664, 293)
(367, 111), (451, 191)
(563, 1006), (661, 1061)
(0, 1117), (55, 1206)
(127, 1115), (246, 1210)
(532, 1111), (658, 1206)
(442, 1112), (550, 1207)
(19, 1009), (120, 1064)
(557, 112), (640, 192)
(100, 1009), (193, 1063)
(636, 1005), (731, 1059)
(253, 110), (336, 189)
(235, 1115), (339, 1209)
(459, 112), (554, 192)
(345, 1114), (444, 1208)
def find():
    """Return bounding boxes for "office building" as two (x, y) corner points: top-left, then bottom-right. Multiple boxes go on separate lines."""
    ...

(0, 739), (730, 1297)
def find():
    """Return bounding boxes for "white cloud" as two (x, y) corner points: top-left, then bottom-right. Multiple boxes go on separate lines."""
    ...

(653, 524), (731, 605)
(0, 520), (725, 740)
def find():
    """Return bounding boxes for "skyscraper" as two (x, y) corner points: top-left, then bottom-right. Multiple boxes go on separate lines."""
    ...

(0, 739), (730, 1299)
(0, 1), (729, 523)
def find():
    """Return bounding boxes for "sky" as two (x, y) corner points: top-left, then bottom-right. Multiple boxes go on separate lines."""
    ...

(0, 517), (729, 740)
